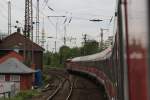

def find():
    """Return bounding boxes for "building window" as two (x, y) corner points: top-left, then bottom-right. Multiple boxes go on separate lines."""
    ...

(0, 75), (5, 82)
(10, 75), (20, 82)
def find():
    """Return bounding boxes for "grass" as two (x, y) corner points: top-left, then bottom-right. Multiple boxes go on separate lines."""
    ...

(0, 90), (40, 100)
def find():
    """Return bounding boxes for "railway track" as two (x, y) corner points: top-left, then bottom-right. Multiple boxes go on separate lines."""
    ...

(40, 69), (73, 100)
(32, 69), (105, 100)
(46, 78), (73, 100)
(69, 75), (107, 100)
(31, 70), (68, 100)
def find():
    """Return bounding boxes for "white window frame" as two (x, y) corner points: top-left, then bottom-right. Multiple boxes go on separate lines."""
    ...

(0, 75), (5, 82)
(10, 75), (20, 82)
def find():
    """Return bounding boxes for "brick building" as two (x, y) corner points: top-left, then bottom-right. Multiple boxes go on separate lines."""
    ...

(0, 32), (44, 70)
(0, 58), (35, 92)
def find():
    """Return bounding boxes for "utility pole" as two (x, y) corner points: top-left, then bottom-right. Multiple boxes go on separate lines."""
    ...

(64, 25), (66, 45)
(47, 16), (66, 53)
(47, 36), (53, 51)
(41, 17), (46, 48)
(36, 0), (40, 44)
(89, 18), (103, 48)
(55, 18), (58, 53)
(8, 0), (11, 35)
(83, 34), (87, 55)
(69, 36), (76, 47)
(83, 34), (87, 45)
(100, 28), (109, 49)
(100, 28), (103, 47)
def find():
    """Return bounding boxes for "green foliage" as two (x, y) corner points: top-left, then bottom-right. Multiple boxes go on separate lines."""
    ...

(42, 74), (51, 85)
(0, 90), (39, 100)
(50, 53), (63, 68)
(43, 40), (101, 68)
(59, 46), (71, 64)
(43, 51), (52, 65)
(81, 40), (99, 56)
(69, 47), (81, 58)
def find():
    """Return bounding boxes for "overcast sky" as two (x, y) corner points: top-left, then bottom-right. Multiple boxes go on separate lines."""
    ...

(0, 0), (116, 52)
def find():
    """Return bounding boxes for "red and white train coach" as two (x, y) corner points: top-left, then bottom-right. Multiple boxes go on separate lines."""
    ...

(66, 46), (117, 100)
(66, 0), (150, 100)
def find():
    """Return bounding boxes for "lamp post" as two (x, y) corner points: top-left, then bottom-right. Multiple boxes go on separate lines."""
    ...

(89, 18), (103, 48)
(89, 19), (103, 22)
(47, 36), (53, 51)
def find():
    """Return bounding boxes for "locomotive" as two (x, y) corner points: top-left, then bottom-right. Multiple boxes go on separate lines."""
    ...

(66, 0), (150, 100)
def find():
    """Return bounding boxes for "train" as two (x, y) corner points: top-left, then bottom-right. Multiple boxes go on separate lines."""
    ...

(66, 0), (150, 100)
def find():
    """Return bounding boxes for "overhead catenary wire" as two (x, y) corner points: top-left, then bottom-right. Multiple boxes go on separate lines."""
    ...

(32, 3), (56, 29)
(42, 0), (49, 9)
(44, 5), (112, 20)
(0, 0), (115, 51)
(41, 1), (112, 22)
(35, 0), (112, 35)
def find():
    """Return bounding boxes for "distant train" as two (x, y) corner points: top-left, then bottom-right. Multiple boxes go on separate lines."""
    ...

(66, 0), (150, 100)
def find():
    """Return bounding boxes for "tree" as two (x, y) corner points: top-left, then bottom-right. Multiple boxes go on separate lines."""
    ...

(43, 40), (101, 68)
(81, 40), (99, 55)
(43, 51), (52, 65)
(70, 47), (81, 57)
(59, 45), (71, 64)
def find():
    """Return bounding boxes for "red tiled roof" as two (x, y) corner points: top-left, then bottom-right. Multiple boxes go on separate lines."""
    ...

(0, 51), (24, 63)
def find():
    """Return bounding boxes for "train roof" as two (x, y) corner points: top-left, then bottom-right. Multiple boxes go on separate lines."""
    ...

(71, 46), (112, 62)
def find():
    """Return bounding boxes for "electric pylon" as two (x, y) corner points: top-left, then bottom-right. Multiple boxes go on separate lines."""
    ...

(24, 0), (34, 66)
(24, 0), (33, 40)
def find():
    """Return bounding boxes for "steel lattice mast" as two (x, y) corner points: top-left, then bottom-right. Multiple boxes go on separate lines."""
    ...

(24, 0), (34, 65)
(24, 0), (33, 40)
